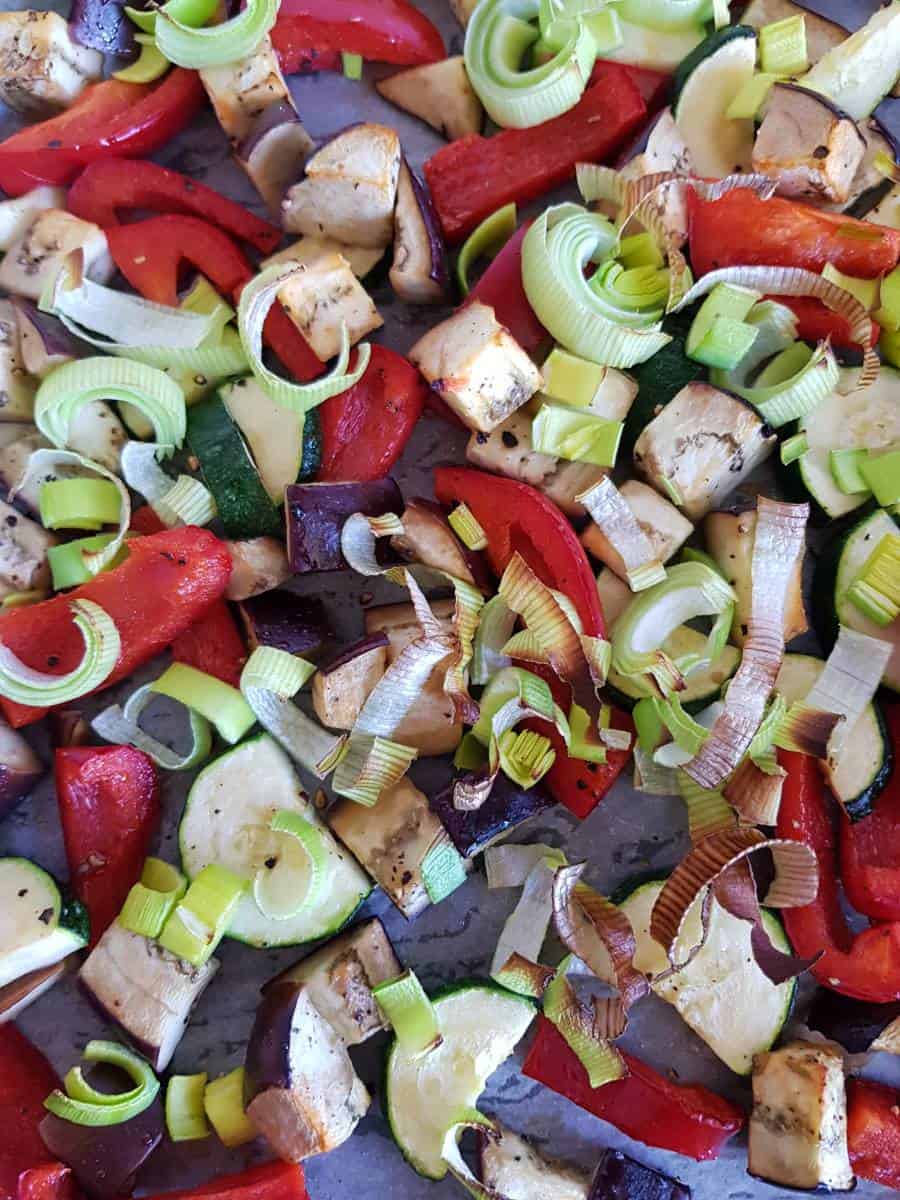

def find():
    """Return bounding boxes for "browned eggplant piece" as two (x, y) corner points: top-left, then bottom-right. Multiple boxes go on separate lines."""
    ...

(225, 536), (291, 601)
(239, 590), (334, 658)
(243, 980), (369, 1161)
(69, 0), (140, 56)
(807, 988), (900, 1054)
(390, 497), (479, 583)
(12, 299), (81, 377)
(311, 634), (388, 730)
(40, 1063), (164, 1199)
(237, 101), (314, 216)
(480, 1124), (590, 1199)
(389, 162), (449, 305)
(264, 917), (401, 1045)
(0, 714), (43, 820)
(430, 774), (554, 859)
(0, 955), (72, 1022)
(588, 1149), (690, 1200)
(285, 478), (403, 573)
(375, 57), (483, 141)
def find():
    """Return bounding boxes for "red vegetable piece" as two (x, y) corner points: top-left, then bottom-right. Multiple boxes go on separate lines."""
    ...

(841, 704), (900, 921)
(56, 745), (160, 945)
(140, 1163), (308, 1200)
(171, 599), (247, 688)
(271, 0), (444, 73)
(523, 1017), (745, 1161)
(593, 59), (669, 112)
(17, 1164), (79, 1200)
(0, 72), (204, 197)
(0, 1025), (59, 1200)
(466, 222), (548, 357)
(0, 526), (233, 728)
(771, 295), (881, 352)
(688, 188), (900, 279)
(530, 707), (634, 819)
(434, 467), (606, 637)
(67, 160), (281, 255)
(317, 346), (427, 482)
(847, 1078), (900, 1190)
(777, 749), (900, 1002)
(424, 61), (646, 243)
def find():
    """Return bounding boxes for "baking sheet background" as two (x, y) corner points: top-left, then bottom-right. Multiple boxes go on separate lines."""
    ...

(1, 1), (899, 1194)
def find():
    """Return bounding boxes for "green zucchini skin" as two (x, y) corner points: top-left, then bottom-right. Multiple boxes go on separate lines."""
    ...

(844, 697), (893, 823)
(299, 408), (322, 482)
(60, 889), (90, 944)
(813, 506), (899, 660)
(671, 24), (757, 105)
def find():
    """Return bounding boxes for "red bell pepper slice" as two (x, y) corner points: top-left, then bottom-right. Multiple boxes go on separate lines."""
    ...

(688, 188), (900, 279)
(17, 1165), (78, 1200)
(466, 222), (548, 357)
(67, 160), (280, 255)
(317, 345), (427, 481)
(847, 1078), (900, 1190)
(424, 61), (646, 243)
(0, 526), (232, 728)
(777, 749), (900, 1002)
(271, 0), (444, 74)
(142, 1163), (308, 1200)
(523, 1017), (745, 1161)
(534, 707), (634, 818)
(56, 745), (159, 946)
(0, 71), (204, 197)
(434, 467), (606, 637)
(0, 1025), (59, 1200)
(171, 599), (247, 688)
(840, 704), (900, 922)
(772, 295), (880, 352)
(613, 63), (670, 113)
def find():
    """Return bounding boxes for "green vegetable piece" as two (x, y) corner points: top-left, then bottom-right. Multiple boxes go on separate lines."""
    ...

(830, 448), (871, 496)
(374, 970), (442, 1056)
(688, 315), (758, 370)
(686, 282), (760, 359)
(759, 13), (808, 76)
(542, 347), (608, 408)
(861, 447), (900, 507)
(456, 202), (517, 296)
(847, 531), (900, 626)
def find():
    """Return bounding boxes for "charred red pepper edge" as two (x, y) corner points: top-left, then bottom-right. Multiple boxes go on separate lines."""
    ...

(272, 0), (444, 74)
(0, 72), (204, 196)
(840, 704), (900, 921)
(847, 1078), (900, 1190)
(688, 187), (900, 279)
(67, 159), (281, 255)
(140, 1163), (308, 1200)
(777, 748), (900, 1002)
(523, 1017), (745, 1161)
(0, 1025), (60, 1200)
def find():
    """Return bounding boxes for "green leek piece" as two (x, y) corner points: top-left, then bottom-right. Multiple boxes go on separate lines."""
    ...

(448, 502), (488, 550)
(125, 5), (157, 31)
(498, 728), (556, 787)
(204, 1067), (256, 1147)
(582, 5), (623, 52)
(113, 34), (169, 82)
(143, 857), (187, 895)
(688, 315), (758, 370)
(157, 864), (246, 966)
(877, 267), (900, 332)
(822, 263), (878, 311)
(150, 662), (255, 745)
(453, 731), (489, 771)
(617, 232), (664, 271)
(46, 1041), (159, 1127)
(456, 202), (517, 295)
(40, 478), (122, 531)
(251, 810), (327, 920)
(155, 0), (278, 69)
(847, 531), (900, 626)
(531, 402), (622, 467)
(166, 1073), (209, 1142)
(342, 51), (363, 79)
(619, 0), (713, 33)
(686, 282), (760, 359)
(1, 590), (46, 609)
(830, 447), (871, 495)
(589, 260), (668, 316)
(566, 701), (607, 764)
(780, 432), (809, 466)
(759, 13), (808, 76)
(421, 839), (467, 905)
(726, 72), (777, 119)
(118, 857), (186, 939)
(542, 960), (625, 1088)
(373, 970), (442, 1056)
(48, 534), (130, 591)
(0, 598), (119, 707)
(861, 448), (900, 507)
(653, 695), (709, 756)
(754, 341), (813, 389)
(541, 347), (608, 407)
(180, 277), (235, 340)
(633, 697), (666, 752)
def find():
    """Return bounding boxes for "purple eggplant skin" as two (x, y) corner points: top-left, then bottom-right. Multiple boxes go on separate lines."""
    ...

(807, 988), (900, 1054)
(69, 0), (141, 57)
(589, 1150), (691, 1200)
(243, 981), (302, 1103)
(12, 300), (84, 361)
(0, 716), (43, 820)
(237, 100), (299, 158)
(39, 1065), (164, 1199)
(319, 632), (389, 676)
(791, 0), (881, 32)
(430, 775), (554, 859)
(237, 103), (313, 214)
(407, 167), (449, 292)
(239, 590), (334, 658)
(284, 478), (403, 574)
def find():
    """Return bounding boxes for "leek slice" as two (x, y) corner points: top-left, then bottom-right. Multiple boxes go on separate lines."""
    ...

(118, 858), (187, 939)
(471, 595), (516, 685)
(151, 663), (255, 745)
(531, 401), (622, 466)
(456, 203), (517, 295)
(92, 681), (213, 772)
(758, 14), (807, 76)
(448, 503), (488, 550)
(577, 476), (666, 592)
(155, 0), (278, 69)
(847, 532), (900, 626)
(331, 735), (419, 807)
(46, 1041), (159, 1127)
(252, 810), (327, 920)
(121, 442), (217, 530)
(619, 0), (712, 32)
(49, 534), (129, 591)
(373, 971), (442, 1056)
(830, 447), (871, 496)
(421, 838), (468, 904)
(204, 1068), (256, 1148)
(166, 1073), (209, 1142)
(114, 35), (170, 83)
(342, 51), (363, 79)
(0, 599), (119, 706)
(543, 960), (626, 1087)
(157, 864), (246, 966)
(861, 449), (900, 507)
(542, 347), (609, 406)
(40, 478), (121, 532)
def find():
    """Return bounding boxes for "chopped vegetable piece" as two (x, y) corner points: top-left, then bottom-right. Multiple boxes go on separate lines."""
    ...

(271, 0), (444, 72)
(204, 1068), (257, 1148)
(860, 448), (900, 506)
(166, 1074), (209, 1143)
(759, 14), (808, 75)
(171, 600), (247, 689)
(0, 1025), (59, 1198)
(841, 704), (900, 922)
(847, 1079), (900, 1190)
(151, 663), (255, 746)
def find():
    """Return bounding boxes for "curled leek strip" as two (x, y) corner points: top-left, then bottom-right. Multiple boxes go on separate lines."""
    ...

(48, 1041), (159, 1128)
(619, 0), (713, 31)
(155, 0), (278, 69)
(92, 682), (213, 772)
(464, 0), (598, 129)
(121, 443), (216, 528)
(0, 599), (120, 707)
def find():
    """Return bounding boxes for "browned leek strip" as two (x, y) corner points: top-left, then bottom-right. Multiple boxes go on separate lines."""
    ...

(774, 705), (844, 757)
(493, 952), (555, 999)
(723, 757), (785, 827)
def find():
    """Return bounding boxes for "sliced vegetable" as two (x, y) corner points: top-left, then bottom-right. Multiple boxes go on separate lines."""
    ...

(0, 858), (87, 993)
(166, 1074), (209, 1143)
(203, 1068), (256, 1149)
(373, 970), (442, 1056)
(45, 1041), (159, 1128)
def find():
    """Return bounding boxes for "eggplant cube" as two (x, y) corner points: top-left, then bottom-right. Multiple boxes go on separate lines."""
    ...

(466, 410), (558, 488)
(239, 589), (333, 656)
(276, 251), (383, 362)
(199, 36), (293, 144)
(633, 382), (776, 520)
(263, 236), (385, 281)
(225, 537), (291, 602)
(0, 209), (113, 302)
(389, 162), (449, 306)
(312, 636), (388, 731)
(588, 1149), (690, 1200)
(410, 301), (543, 434)
(753, 84), (866, 205)
(285, 478), (402, 574)
(431, 775), (554, 859)
(581, 479), (693, 580)
(541, 461), (609, 519)
(237, 102), (314, 215)
(329, 777), (453, 919)
(79, 923), (219, 1072)
(0, 187), (66, 255)
(481, 1124), (590, 1200)
(244, 981), (370, 1161)
(282, 124), (402, 249)
(0, 301), (36, 422)
(0, 11), (102, 115)
(377, 57), (483, 142)
(749, 1040), (855, 1193)
(266, 918), (401, 1046)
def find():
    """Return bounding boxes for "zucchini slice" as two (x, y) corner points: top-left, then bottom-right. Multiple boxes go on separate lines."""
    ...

(606, 17), (705, 72)
(607, 623), (740, 711)
(0, 857), (88, 990)
(178, 734), (371, 948)
(776, 652), (891, 820)
(617, 874), (795, 1075)
(219, 377), (320, 503)
(385, 982), (534, 1179)
(674, 27), (758, 178)
(815, 508), (900, 693)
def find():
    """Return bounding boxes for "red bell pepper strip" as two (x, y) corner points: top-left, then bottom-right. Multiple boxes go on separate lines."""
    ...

(840, 704), (900, 922)
(688, 188), (900, 279)
(17, 1165), (78, 1200)
(0, 71), (205, 197)
(523, 1017), (745, 1161)
(777, 749), (900, 1002)
(56, 745), (159, 946)
(67, 160), (280, 255)
(142, 1163), (308, 1200)
(614, 63), (670, 113)
(772, 295), (881, 352)
(171, 599), (247, 688)
(534, 707), (634, 819)
(317, 345), (427, 481)
(466, 222), (548, 357)
(0, 526), (232, 729)
(424, 61), (646, 243)
(434, 467), (606, 637)
(847, 1078), (900, 1190)
(271, 0), (444, 74)
(0, 1025), (59, 1200)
